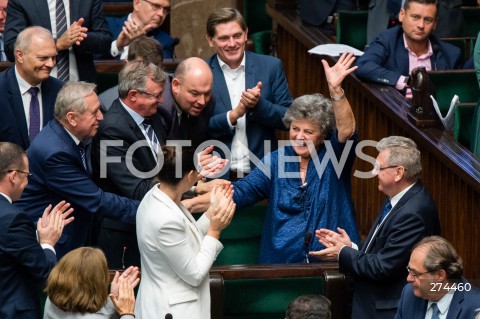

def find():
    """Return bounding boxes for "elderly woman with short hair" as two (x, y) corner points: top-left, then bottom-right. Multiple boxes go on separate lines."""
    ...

(232, 52), (361, 263)
(43, 247), (139, 319)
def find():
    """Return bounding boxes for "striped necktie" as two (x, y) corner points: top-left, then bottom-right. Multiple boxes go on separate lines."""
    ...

(0, 34), (7, 61)
(77, 141), (88, 172)
(143, 118), (159, 158)
(380, 199), (392, 223)
(56, 0), (69, 82)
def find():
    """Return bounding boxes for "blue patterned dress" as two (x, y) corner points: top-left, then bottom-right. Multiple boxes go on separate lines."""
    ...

(233, 131), (361, 263)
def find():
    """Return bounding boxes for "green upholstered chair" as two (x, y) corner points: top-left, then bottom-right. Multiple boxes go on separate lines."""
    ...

(454, 103), (477, 150)
(471, 102), (480, 157)
(223, 277), (325, 319)
(214, 203), (267, 265)
(441, 38), (468, 65)
(462, 7), (480, 38)
(427, 71), (480, 116)
(336, 10), (369, 51)
(243, 0), (272, 54)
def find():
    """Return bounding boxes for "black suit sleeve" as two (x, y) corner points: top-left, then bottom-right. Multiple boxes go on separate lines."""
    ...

(338, 210), (430, 282)
(4, 0), (29, 61)
(5, 213), (56, 282)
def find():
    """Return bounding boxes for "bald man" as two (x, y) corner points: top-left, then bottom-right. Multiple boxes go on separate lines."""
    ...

(166, 57), (216, 149)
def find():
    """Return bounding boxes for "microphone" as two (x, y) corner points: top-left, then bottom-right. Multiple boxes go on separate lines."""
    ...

(432, 44), (440, 70)
(304, 231), (312, 264)
(165, 314), (173, 319)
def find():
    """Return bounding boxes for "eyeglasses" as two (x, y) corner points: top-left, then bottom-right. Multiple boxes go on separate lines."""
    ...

(372, 163), (405, 174)
(7, 169), (32, 178)
(142, 0), (170, 13)
(137, 89), (162, 100)
(406, 266), (433, 277)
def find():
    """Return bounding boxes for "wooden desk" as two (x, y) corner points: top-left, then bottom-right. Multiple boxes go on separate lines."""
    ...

(267, 4), (480, 280)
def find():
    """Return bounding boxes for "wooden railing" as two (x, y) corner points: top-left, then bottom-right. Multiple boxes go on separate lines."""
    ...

(267, 4), (480, 280)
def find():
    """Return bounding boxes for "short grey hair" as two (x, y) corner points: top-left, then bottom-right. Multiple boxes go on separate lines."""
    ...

(283, 94), (336, 138)
(54, 81), (97, 120)
(118, 61), (167, 99)
(14, 26), (54, 53)
(376, 136), (421, 181)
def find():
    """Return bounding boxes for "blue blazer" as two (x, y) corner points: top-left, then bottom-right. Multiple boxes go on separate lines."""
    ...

(0, 66), (63, 150)
(16, 119), (139, 258)
(106, 15), (175, 59)
(4, 0), (112, 82)
(355, 26), (462, 86)
(338, 181), (441, 319)
(395, 280), (480, 319)
(0, 196), (56, 319)
(206, 51), (292, 174)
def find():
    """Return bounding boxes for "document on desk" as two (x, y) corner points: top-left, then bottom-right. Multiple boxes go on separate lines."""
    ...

(430, 94), (459, 131)
(308, 44), (364, 57)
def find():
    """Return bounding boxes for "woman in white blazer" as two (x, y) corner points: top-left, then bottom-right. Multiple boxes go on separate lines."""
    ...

(135, 146), (235, 319)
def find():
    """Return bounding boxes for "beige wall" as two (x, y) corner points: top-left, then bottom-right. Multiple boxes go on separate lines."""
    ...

(171, 0), (239, 59)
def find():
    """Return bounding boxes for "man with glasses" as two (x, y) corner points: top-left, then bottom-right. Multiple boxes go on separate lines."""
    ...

(4, 0), (112, 83)
(16, 81), (140, 260)
(311, 136), (440, 319)
(0, 141), (73, 319)
(106, 0), (175, 59)
(0, 27), (63, 150)
(91, 61), (168, 268)
(396, 236), (480, 318)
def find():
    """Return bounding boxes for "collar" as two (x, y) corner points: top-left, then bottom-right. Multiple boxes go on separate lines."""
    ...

(62, 125), (81, 146)
(427, 289), (455, 317)
(15, 65), (43, 94)
(0, 192), (12, 203)
(403, 34), (433, 58)
(390, 181), (416, 209)
(120, 99), (145, 126)
(217, 52), (246, 71)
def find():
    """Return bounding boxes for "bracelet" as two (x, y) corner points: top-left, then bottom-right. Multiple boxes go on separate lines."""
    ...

(330, 88), (346, 101)
(120, 313), (135, 318)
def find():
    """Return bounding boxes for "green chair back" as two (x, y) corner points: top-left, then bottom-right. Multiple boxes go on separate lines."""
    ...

(243, 0), (272, 54)
(462, 7), (480, 37)
(454, 103), (477, 150)
(214, 203), (267, 265)
(224, 277), (325, 319)
(428, 71), (480, 116)
(96, 72), (119, 94)
(337, 10), (368, 51)
(440, 38), (467, 65)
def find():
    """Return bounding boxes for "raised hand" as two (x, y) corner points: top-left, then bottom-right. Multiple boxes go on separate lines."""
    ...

(197, 145), (228, 179)
(110, 266), (140, 297)
(57, 18), (88, 50)
(37, 201), (74, 246)
(240, 81), (262, 109)
(322, 52), (357, 91)
(109, 275), (136, 316)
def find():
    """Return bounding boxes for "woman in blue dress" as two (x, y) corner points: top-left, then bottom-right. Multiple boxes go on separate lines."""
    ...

(232, 52), (361, 263)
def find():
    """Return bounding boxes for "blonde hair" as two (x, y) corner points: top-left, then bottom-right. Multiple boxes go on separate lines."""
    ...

(45, 247), (110, 313)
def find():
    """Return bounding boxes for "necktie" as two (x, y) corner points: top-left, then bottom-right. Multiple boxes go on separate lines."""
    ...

(143, 118), (159, 158)
(380, 199), (392, 222)
(56, 0), (69, 82)
(431, 303), (440, 319)
(78, 141), (88, 172)
(28, 87), (41, 142)
(179, 112), (189, 139)
(0, 34), (6, 61)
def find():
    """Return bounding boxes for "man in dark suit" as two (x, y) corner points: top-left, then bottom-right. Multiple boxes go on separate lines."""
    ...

(205, 8), (292, 180)
(106, 0), (174, 59)
(396, 236), (480, 319)
(356, 0), (462, 96)
(168, 57), (215, 149)
(16, 81), (139, 259)
(4, 0), (112, 83)
(92, 61), (168, 268)
(311, 136), (441, 319)
(0, 142), (73, 319)
(0, 26), (63, 150)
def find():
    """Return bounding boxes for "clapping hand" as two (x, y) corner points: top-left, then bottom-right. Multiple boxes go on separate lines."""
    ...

(197, 145), (228, 179)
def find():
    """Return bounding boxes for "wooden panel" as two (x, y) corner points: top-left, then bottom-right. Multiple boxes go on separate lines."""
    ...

(268, 5), (480, 280)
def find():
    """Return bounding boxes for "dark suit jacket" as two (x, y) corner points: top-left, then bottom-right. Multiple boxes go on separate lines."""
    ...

(0, 67), (63, 149)
(4, 0), (112, 82)
(300, 0), (368, 26)
(338, 181), (441, 319)
(395, 279), (480, 319)
(165, 94), (215, 150)
(15, 119), (139, 258)
(92, 99), (170, 200)
(355, 26), (462, 87)
(0, 196), (56, 319)
(206, 51), (292, 175)
(106, 15), (174, 59)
